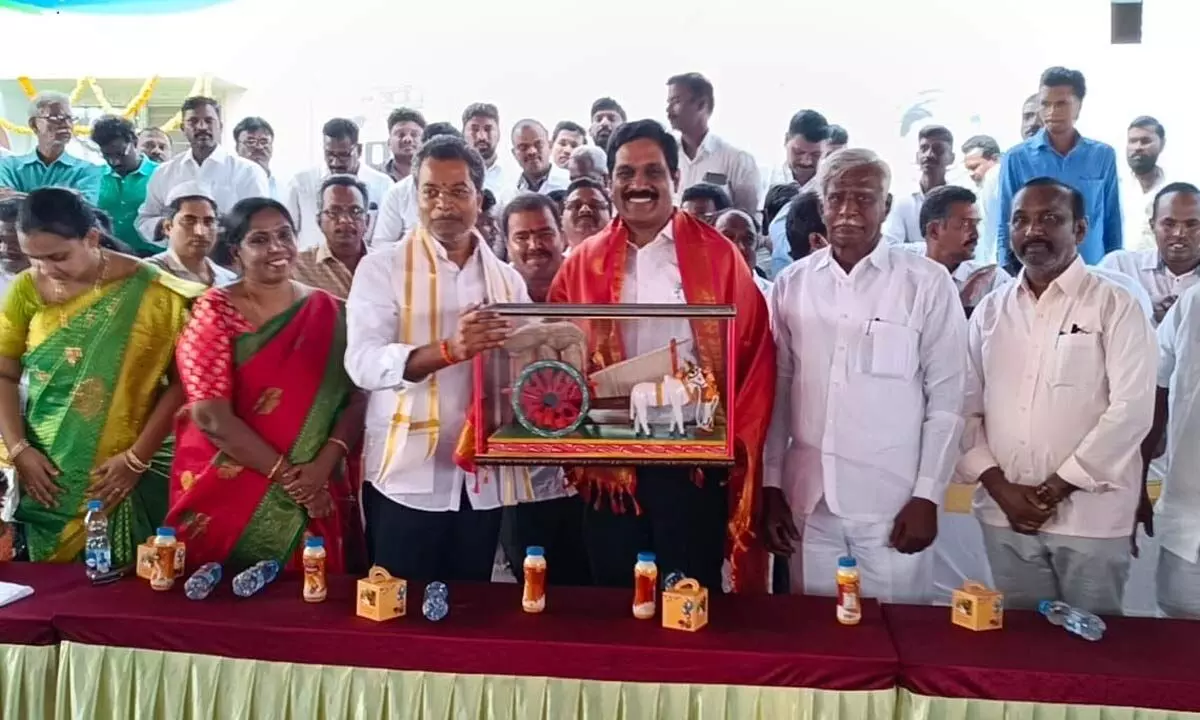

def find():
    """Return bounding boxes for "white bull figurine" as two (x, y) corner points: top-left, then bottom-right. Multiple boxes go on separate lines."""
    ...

(629, 364), (708, 437)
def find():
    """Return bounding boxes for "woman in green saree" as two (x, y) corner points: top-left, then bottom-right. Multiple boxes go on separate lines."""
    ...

(0, 188), (200, 564)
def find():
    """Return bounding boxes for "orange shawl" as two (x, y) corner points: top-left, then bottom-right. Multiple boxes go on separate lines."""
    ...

(548, 211), (775, 592)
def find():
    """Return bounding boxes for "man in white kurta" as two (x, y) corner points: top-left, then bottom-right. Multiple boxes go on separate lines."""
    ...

(957, 177), (1156, 615)
(763, 148), (967, 604)
(345, 136), (529, 582)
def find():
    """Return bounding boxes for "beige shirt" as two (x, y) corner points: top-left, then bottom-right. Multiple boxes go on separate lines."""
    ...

(677, 132), (762, 217)
(957, 257), (1158, 538)
(1099, 249), (1200, 323)
(292, 242), (359, 299)
(1156, 287), (1200, 562)
(764, 241), (968, 522)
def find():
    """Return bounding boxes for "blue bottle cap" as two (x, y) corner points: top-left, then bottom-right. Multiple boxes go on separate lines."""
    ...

(305, 536), (324, 548)
(87, 499), (102, 511)
(1037, 600), (1052, 614)
(526, 546), (545, 557)
(637, 552), (656, 563)
(837, 556), (857, 568)
(156, 527), (175, 537)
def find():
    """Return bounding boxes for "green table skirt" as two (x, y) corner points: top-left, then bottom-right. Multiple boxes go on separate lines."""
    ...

(900, 689), (1200, 720)
(1, 642), (57, 719)
(53, 641), (897, 720)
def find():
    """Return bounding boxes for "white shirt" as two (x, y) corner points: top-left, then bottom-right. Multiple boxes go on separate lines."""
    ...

(1099, 249), (1200, 322)
(0, 147), (11, 159)
(902, 243), (1012, 298)
(881, 190), (925, 245)
(372, 176), (417, 248)
(344, 239), (530, 512)
(764, 241), (968, 522)
(678, 132), (762, 217)
(136, 145), (269, 242)
(765, 161), (802, 192)
(957, 258), (1158, 538)
(1156, 286), (1200, 562)
(496, 164), (571, 209)
(976, 163), (1002, 265)
(754, 273), (772, 298)
(1122, 169), (1170, 253)
(618, 222), (695, 359)
(484, 161), (517, 199)
(285, 164), (395, 250)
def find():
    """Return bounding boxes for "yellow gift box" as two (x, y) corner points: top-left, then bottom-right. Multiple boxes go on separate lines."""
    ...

(662, 578), (708, 632)
(357, 566), (407, 622)
(136, 537), (186, 581)
(951, 581), (1004, 631)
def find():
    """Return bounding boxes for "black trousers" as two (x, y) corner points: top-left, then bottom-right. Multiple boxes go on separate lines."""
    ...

(362, 482), (501, 583)
(500, 495), (592, 587)
(582, 467), (728, 592)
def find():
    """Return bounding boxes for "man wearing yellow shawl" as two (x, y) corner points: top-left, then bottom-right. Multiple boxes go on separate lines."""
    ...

(346, 136), (530, 582)
(549, 120), (776, 593)
(0, 188), (199, 564)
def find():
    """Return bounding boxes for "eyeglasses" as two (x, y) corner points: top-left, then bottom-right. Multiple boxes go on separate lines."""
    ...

(320, 208), (367, 222)
(36, 114), (75, 126)
(238, 138), (272, 149)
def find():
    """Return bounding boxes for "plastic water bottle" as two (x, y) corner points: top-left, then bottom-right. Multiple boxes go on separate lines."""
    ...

(423, 581), (449, 621)
(83, 500), (111, 579)
(184, 563), (223, 600)
(1038, 600), (1106, 641)
(231, 560), (281, 598)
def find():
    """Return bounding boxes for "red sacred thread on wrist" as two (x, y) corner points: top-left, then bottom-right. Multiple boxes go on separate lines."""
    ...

(439, 340), (458, 365)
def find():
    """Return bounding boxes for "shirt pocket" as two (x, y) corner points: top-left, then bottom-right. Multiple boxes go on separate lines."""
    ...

(1050, 333), (1104, 387)
(861, 319), (920, 381)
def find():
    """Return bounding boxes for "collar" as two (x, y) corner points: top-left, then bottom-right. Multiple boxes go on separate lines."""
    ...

(1151, 251), (1200, 277)
(184, 144), (229, 168)
(19, 149), (84, 168)
(1020, 255), (1087, 298)
(429, 229), (484, 265)
(812, 236), (890, 273)
(105, 154), (156, 178)
(1031, 128), (1083, 156)
(165, 247), (215, 283)
(316, 239), (365, 265)
(626, 216), (676, 252)
(682, 130), (719, 160)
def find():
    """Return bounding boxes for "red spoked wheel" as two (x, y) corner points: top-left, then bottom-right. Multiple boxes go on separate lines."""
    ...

(511, 360), (591, 438)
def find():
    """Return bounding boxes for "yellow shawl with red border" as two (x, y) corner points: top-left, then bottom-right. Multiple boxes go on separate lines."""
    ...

(548, 211), (775, 593)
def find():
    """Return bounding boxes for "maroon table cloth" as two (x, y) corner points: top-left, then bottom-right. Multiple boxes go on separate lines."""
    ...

(883, 603), (1200, 713)
(0, 563), (91, 646)
(51, 575), (897, 690)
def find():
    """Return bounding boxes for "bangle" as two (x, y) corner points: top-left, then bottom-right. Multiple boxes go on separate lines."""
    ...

(124, 448), (149, 473)
(267, 454), (287, 480)
(8, 439), (30, 460)
(326, 437), (350, 456)
(439, 339), (458, 365)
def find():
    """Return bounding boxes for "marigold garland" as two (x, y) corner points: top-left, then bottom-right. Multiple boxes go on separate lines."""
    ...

(5, 74), (171, 137)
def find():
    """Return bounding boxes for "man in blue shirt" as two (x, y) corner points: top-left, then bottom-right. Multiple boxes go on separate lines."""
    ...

(997, 67), (1121, 269)
(0, 92), (102, 203)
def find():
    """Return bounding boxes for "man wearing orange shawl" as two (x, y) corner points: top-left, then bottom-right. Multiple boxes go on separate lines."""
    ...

(549, 120), (775, 593)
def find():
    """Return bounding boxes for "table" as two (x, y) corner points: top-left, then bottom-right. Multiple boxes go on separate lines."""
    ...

(884, 603), (1200, 719)
(0, 563), (90, 719)
(47, 575), (898, 720)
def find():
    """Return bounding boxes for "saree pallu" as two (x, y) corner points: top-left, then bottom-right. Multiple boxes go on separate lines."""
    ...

(0, 266), (196, 564)
(165, 291), (358, 574)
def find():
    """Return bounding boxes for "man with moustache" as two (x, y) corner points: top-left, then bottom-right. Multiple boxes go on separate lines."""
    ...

(959, 177), (1156, 614)
(0, 92), (102, 203)
(551, 121), (587, 169)
(883, 125), (956, 245)
(346, 135), (530, 582)
(910, 185), (1010, 315)
(588, 97), (626, 150)
(1121, 116), (1170, 253)
(550, 119), (775, 593)
(286, 118), (394, 250)
(146, 182), (236, 287)
(292, 174), (372, 299)
(561, 177), (612, 251)
(567, 145), (609, 187)
(137, 127), (173, 164)
(961, 135), (1003, 265)
(1020, 93), (1043, 141)
(668, 72), (761, 216)
(504, 119), (571, 203)
(762, 148), (967, 603)
(1102, 182), (1200, 326)
(998, 68), (1122, 269)
(373, 122), (462, 247)
(91, 114), (160, 256)
(233, 116), (280, 199)
(137, 96), (268, 244)
(377, 108), (426, 183)
(462, 103), (514, 197)
(767, 110), (830, 189)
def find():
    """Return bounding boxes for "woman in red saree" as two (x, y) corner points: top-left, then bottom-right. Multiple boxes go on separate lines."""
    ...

(164, 198), (366, 573)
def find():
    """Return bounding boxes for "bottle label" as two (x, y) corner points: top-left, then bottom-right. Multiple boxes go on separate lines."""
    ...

(151, 544), (176, 590)
(837, 578), (862, 623)
(633, 568), (657, 618)
(303, 554), (326, 601)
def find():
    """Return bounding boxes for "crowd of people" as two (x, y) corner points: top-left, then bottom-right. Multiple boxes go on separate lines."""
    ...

(0, 62), (1196, 620)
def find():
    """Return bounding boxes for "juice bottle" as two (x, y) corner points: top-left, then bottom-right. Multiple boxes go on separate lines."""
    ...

(522, 545), (547, 613)
(632, 552), (658, 620)
(150, 527), (178, 591)
(302, 536), (327, 603)
(836, 556), (862, 625)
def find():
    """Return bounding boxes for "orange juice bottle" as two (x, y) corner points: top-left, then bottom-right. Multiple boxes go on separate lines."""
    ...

(302, 537), (327, 603)
(633, 552), (658, 619)
(522, 546), (547, 613)
(836, 556), (862, 625)
(150, 527), (178, 591)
